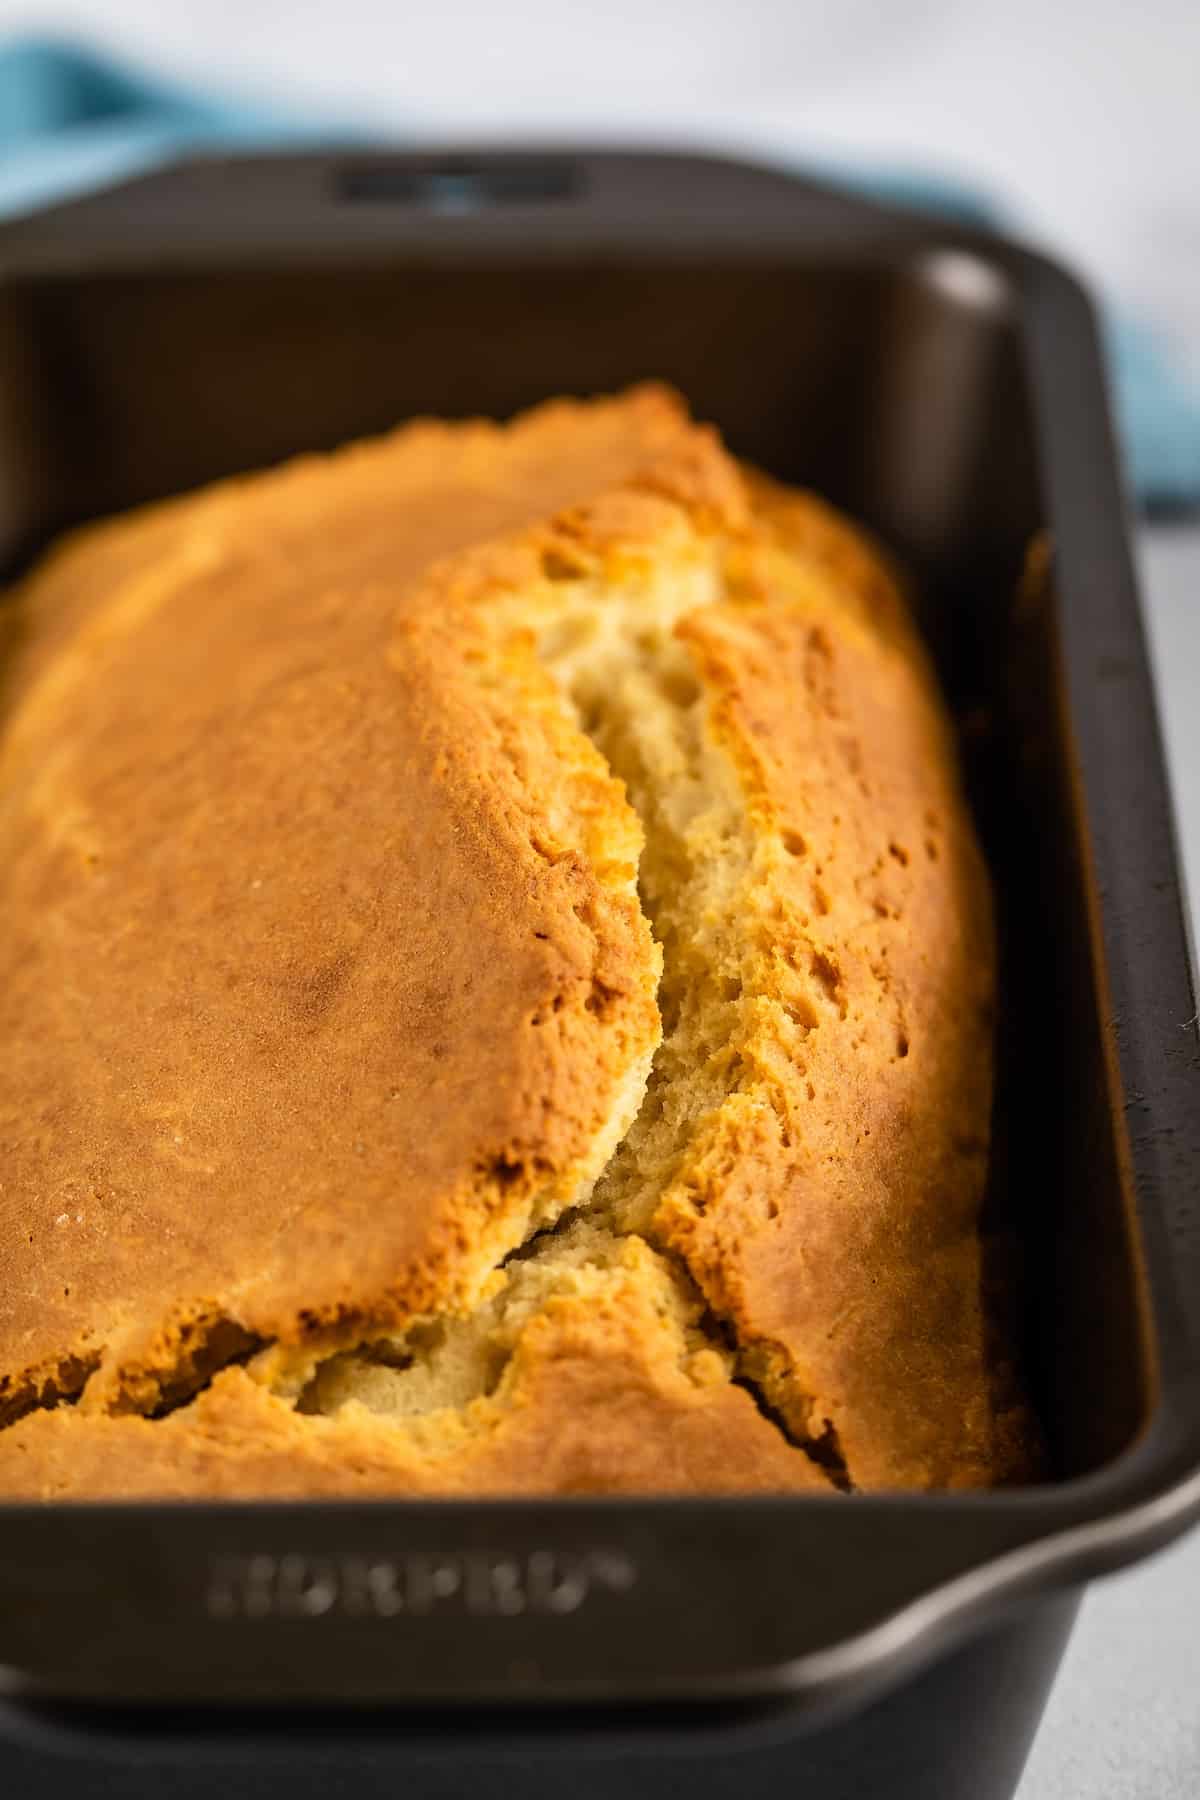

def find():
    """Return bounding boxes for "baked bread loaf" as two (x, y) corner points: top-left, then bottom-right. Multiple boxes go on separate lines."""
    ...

(0, 386), (1034, 1497)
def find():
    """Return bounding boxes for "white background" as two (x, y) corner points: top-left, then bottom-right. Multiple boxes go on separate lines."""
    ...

(0, 3), (1197, 1793)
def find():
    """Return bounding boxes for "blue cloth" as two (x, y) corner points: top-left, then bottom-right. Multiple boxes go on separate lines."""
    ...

(2, 37), (1197, 514)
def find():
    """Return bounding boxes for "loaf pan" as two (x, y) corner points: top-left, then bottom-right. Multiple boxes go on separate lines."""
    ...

(0, 150), (1198, 1800)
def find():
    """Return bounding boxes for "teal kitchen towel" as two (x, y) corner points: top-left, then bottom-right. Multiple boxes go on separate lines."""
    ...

(2, 36), (1196, 514)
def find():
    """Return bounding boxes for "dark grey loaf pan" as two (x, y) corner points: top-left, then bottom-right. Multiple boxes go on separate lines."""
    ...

(0, 149), (1197, 1800)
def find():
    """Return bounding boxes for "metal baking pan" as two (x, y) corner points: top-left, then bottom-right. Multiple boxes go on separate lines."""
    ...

(0, 149), (1197, 1800)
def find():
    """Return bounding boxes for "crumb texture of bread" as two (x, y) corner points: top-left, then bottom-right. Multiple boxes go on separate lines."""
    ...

(0, 388), (1036, 1498)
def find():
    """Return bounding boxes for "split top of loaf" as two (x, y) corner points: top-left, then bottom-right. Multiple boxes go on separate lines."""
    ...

(0, 386), (1035, 1498)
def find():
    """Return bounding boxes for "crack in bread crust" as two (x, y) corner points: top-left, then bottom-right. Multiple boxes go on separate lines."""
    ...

(0, 392), (695, 1470)
(0, 393), (1034, 1497)
(0, 495), (839, 1484)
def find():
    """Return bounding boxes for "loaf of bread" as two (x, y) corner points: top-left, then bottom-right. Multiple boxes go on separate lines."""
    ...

(0, 386), (1034, 1496)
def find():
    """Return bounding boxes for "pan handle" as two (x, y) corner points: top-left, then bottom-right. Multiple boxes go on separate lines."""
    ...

(0, 1476), (1194, 1713)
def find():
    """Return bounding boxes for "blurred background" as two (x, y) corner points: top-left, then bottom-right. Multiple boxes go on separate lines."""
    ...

(0, 0), (1199, 383)
(0, 4), (1196, 1795)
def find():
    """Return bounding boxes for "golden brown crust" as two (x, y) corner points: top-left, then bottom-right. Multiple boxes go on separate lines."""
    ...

(652, 493), (1028, 1487)
(2, 384), (719, 703)
(0, 389), (729, 1422)
(0, 388), (1034, 1498)
(737, 466), (917, 645)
